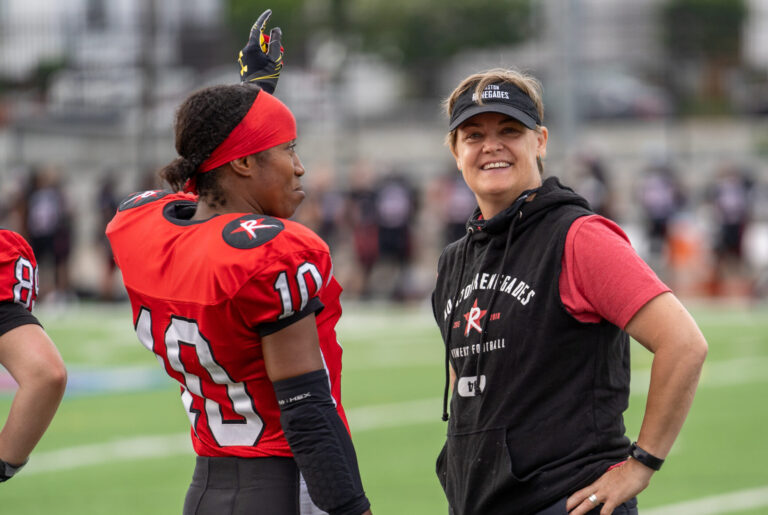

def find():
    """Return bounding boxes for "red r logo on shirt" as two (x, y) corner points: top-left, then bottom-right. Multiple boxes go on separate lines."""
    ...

(462, 299), (487, 336)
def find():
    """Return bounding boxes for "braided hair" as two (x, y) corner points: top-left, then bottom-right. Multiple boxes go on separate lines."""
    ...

(159, 84), (261, 207)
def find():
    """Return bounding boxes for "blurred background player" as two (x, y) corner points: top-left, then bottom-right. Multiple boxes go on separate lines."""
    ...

(106, 10), (371, 515)
(0, 228), (67, 483)
(706, 162), (755, 296)
(17, 166), (74, 302)
(431, 68), (708, 515)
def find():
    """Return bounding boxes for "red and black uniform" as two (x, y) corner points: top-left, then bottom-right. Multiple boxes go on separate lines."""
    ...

(106, 191), (373, 515)
(0, 229), (41, 335)
(431, 177), (667, 515)
(107, 191), (347, 457)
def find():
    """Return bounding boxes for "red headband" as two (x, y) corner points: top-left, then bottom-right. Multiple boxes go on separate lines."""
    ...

(184, 90), (296, 193)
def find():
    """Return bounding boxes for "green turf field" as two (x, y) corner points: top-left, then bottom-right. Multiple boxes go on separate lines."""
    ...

(1, 300), (767, 514)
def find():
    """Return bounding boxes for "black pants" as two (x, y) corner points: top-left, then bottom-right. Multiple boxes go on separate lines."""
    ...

(183, 456), (326, 515)
(534, 496), (638, 514)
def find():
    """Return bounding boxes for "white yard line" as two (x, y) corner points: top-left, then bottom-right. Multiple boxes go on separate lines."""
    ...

(631, 355), (768, 395)
(24, 425), (768, 515)
(24, 398), (442, 475)
(346, 397), (442, 431)
(25, 434), (192, 474)
(20, 354), (768, 473)
(18, 354), (768, 515)
(642, 485), (768, 515)
(21, 397), (768, 515)
(5, 353), (764, 396)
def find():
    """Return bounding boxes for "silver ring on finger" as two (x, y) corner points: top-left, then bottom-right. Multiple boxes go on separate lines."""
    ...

(588, 493), (599, 505)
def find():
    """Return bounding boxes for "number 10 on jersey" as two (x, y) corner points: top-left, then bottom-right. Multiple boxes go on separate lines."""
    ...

(135, 308), (264, 447)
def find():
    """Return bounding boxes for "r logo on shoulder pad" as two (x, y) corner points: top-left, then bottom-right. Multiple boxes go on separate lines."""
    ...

(223, 215), (284, 249)
(118, 190), (171, 211)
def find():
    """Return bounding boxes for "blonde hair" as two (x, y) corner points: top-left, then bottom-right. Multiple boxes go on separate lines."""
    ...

(443, 68), (545, 152)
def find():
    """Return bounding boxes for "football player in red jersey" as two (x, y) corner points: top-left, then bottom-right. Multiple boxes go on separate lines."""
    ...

(0, 229), (67, 483)
(106, 10), (371, 515)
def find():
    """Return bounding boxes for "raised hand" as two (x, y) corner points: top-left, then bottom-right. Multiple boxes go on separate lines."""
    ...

(238, 9), (283, 94)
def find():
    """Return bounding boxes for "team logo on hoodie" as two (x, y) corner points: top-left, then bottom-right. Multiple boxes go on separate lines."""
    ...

(462, 299), (487, 336)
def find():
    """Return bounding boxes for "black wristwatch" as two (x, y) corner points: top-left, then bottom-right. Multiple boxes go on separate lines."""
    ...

(0, 457), (28, 482)
(629, 442), (664, 471)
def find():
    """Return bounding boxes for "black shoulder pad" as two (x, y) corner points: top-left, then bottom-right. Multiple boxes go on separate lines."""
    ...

(222, 214), (285, 249)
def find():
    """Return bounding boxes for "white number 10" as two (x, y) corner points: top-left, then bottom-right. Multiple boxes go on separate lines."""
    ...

(136, 308), (263, 447)
(273, 262), (322, 319)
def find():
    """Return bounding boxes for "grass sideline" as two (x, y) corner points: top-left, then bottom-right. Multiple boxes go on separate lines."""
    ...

(0, 299), (767, 514)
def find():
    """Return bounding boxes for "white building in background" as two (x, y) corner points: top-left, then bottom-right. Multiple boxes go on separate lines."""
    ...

(542, 0), (768, 75)
(745, 0), (768, 68)
(0, 0), (222, 79)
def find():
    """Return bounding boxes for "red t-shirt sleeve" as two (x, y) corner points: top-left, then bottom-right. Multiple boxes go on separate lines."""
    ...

(560, 215), (670, 328)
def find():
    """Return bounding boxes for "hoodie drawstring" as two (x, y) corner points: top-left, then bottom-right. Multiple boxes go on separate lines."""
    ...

(441, 235), (473, 421)
(474, 216), (517, 396)
(440, 188), (540, 420)
(472, 190), (538, 398)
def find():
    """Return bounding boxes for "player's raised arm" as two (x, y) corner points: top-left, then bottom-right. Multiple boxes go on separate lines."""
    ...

(237, 9), (284, 93)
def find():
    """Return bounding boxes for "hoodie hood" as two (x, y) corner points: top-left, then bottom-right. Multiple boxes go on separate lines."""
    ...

(466, 176), (590, 238)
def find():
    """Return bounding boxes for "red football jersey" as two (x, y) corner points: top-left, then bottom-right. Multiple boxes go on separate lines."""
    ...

(106, 191), (347, 458)
(0, 229), (39, 312)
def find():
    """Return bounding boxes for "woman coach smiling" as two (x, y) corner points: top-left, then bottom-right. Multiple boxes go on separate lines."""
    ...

(431, 68), (708, 515)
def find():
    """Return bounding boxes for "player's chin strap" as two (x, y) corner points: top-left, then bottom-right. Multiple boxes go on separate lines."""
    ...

(273, 369), (371, 515)
(0, 457), (28, 482)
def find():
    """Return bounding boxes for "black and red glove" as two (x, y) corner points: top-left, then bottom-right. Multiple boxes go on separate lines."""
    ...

(238, 9), (284, 94)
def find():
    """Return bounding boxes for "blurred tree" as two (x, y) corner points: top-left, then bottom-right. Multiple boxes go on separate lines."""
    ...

(349, 0), (532, 95)
(660, 0), (747, 114)
(225, 0), (532, 93)
(31, 58), (68, 96)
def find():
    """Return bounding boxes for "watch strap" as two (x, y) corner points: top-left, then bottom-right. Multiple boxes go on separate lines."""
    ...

(629, 442), (664, 471)
(0, 457), (28, 482)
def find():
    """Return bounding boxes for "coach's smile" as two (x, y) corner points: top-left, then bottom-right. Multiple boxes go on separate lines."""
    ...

(452, 112), (547, 220)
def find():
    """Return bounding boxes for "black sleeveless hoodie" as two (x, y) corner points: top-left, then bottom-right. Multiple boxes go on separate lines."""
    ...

(431, 177), (631, 515)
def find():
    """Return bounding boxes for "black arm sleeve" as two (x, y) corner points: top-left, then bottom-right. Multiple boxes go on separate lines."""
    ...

(0, 301), (41, 338)
(273, 369), (370, 515)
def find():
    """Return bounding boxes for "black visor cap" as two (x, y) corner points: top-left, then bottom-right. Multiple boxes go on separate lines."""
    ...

(449, 82), (541, 131)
